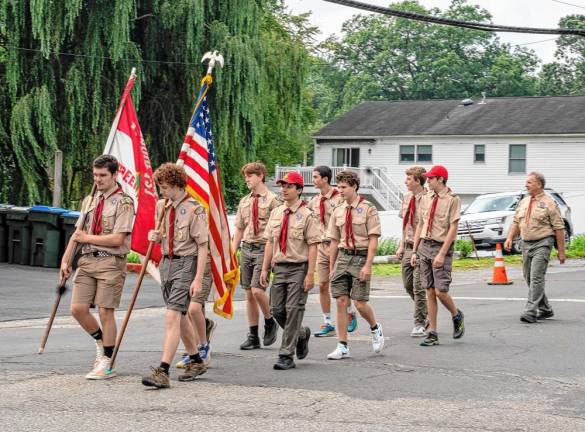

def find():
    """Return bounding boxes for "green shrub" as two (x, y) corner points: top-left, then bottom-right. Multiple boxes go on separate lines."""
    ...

(127, 251), (141, 264)
(376, 237), (399, 256)
(455, 239), (473, 259)
(569, 234), (585, 253)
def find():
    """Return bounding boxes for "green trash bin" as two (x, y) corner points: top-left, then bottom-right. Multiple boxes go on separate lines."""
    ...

(61, 210), (81, 252)
(7, 206), (31, 265)
(29, 205), (67, 268)
(0, 204), (13, 263)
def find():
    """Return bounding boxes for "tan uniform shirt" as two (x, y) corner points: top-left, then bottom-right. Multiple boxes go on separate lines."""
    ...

(264, 200), (322, 264)
(307, 188), (344, 242)
(418, 188), (461, 243)
(399, 188), (427, 244)
(155, 192), (208, 256)
(235, 189), (281, 244)
(513, 192), (564, 241)
(327, 196), (382, 250)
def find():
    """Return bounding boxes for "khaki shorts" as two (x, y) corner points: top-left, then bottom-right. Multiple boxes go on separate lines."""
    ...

(72, 255), (126, 309)
(316, 242), (332, 284)
(160, 256), (212, 311)
(418, 239), (454, 292)
(330, 251), (370, 301)
(191, 263), (213, 305)
(240, 243), (266, 290)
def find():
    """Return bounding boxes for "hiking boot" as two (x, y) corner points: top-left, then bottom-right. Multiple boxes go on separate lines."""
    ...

(420, 331), (439, 346)
(263, 319), (278, 346)
(178, 361), (207, 382)
(273, 355), (296, 370)
(371, 323), (385, 353)
(86, 357), (116, 380)
(452, 309), (465, 339)
(175, 352), (190, 369)
(205, 318), (217, 343)
(520, 314), (537, 323)
(199, 344), (211, 366)
(537, 309), (554, 320)
(347, 312), (358, 333)
(142, 367), (170, 389)
(314, 323), (336, 337)
(327, 343), (350, 360)
(296, 326), (311, 360)
(240, 333), (261, 350)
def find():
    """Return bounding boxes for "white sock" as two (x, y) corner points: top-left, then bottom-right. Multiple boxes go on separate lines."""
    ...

(347, 304), (356, 314)
(323, 314), (332, 325)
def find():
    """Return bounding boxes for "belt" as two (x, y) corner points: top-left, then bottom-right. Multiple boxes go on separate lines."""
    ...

(404, 241), (414, 249)
(422, 238), (443, 246)
(274, 261), (307, 267)
(241, 242), (265, 251)
(163, 254), (192, 260)
(340, 248), (368, 257)
(83, 251), (125, 258)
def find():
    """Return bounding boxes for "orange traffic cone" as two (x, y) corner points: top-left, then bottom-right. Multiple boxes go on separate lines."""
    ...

(488, 243), (513, 285)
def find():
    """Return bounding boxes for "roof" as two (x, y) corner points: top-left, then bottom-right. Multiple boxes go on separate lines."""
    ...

(314, 96), (585, 138)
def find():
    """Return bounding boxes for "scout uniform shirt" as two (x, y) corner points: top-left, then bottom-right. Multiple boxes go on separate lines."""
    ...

(327, 196), (382, 250)
(399, 188), (427, 244)
(156, 192), (208, 256)
(418, 188), (461, 243)
(76, 183), (134, 255)
(513, 192), (564, 241)
(307, 188), (344, 242)
(235, 189), (281, 244)
(264, 200), (322, 264)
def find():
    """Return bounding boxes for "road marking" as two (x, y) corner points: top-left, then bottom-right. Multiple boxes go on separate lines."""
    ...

(369, 295), (585, 303)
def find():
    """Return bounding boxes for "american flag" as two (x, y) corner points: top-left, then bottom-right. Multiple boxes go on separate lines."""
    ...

(178, 78), (238, 318)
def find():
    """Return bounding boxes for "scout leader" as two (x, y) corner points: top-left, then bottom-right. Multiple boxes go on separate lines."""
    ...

(326, 170), (385, 360)
(232, 162), (280, 350)
(411, 165), (465, 347)
(504, 172), (566, 323)
(259, 171), (322, 370)
(142, 163), (210, 389)
(396, 166), (429, 337)
(60, 155), (134, 380)
(308, 165), (358, 338)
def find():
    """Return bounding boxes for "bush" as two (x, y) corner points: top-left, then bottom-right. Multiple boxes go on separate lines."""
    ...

(127, 251), (141, 264)
(376, 237), (399, 256)
(454, 239), (473, 259)
(569, 234), (585, 253)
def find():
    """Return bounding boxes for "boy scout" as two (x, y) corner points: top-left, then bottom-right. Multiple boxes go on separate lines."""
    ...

(411, 165), (464, 347)
(233, 162), (280, 350)
(504, 172), (566, 323)
(60, 155), (134, 380)
(396, 166), (428, 337)
(259, 171), (321, 370)
(326, 170), (385, 360)
(141, 163), (209, 389)
(308, 166), (358, 337)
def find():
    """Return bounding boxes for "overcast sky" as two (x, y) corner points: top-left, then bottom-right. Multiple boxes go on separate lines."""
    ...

(285, 0), (585, 64)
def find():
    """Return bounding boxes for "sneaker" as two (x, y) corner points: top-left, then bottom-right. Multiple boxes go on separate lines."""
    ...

(273, 355), (296, 370)
(142, 367), (170, 389)
(240, 333), (260, 350)
(175, 352), (190, 369)
(199, 343), (211, 366)
(347, 312), (358, 333)
(205, 318), (217, 343)
(263, 319), (278, 346)
(452, 309), (465, 339)
(178, 361), (207, 381)
(537, 309), (554, 320)
(86, 357), (116, 380)
(410, 325), (426, 337)
(327, 343), (350, 360)
(296, 326), (311, 360)
(92, 340), (104, 369)
(314, 323), (336, 337)
(520, 314), (537, 324)
(420, 331), (439, 346)
(371, 323), (385, 353)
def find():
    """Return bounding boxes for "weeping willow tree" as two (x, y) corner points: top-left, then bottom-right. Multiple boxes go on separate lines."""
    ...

(0, 0), (312, 208)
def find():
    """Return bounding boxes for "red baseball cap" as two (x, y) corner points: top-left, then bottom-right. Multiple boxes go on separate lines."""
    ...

(424, 165), (448, 180)
(276, 171), (304, 187)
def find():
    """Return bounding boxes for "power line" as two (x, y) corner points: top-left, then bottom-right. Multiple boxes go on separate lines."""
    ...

(551, 0), (585, 10)
(323, 0), (585, 36)
(517, 37), (559, 46)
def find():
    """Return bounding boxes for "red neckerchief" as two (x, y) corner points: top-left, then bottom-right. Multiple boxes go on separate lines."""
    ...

(426, 188), (450, 237)
(279, 200), (306, 254)
(402, 194), (416, 230)
(345, 196), (365, 250)
(319, 188), (339, 225)
(91, 187), (122, 235)
(251, 193), (260, 236)
(168, 194), (190, 258)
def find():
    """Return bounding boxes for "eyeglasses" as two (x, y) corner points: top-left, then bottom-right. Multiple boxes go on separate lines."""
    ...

(279, 183), (297, 190)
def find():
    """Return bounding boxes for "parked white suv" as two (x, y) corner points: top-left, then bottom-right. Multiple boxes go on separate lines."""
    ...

(458, 189), (573, 253)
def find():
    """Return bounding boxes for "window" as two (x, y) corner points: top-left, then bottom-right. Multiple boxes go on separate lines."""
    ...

(332, 148), (360, 167)
(474, 144), (485, 163)
(400, 145), (432, 163)
(509, 144), (526, 173)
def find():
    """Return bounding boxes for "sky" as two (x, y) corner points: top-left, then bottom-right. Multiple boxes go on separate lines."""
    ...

(284, 0), (585, 64)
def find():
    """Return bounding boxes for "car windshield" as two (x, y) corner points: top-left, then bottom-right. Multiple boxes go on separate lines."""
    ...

(464, 195), (520, 214)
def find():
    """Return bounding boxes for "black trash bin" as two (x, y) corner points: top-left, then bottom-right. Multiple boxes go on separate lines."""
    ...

(61, 210), (81, 251)
(0, 204), (13, 263)
(7, 206), (31, 265)
(28, 205), (67, 268)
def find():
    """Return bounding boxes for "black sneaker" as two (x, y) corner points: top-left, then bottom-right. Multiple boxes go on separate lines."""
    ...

(452, 309), (465, 339)
(296, 326), (311, 360)
(273, 355), (296, 370)
(537, 310), (554, 320)
(240, 333), (261, 350)
(263, 319), (278, 346)
(520, 314), (537, 323)
(420, 331), (439, 346)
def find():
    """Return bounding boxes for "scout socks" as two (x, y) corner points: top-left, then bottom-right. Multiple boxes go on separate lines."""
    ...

(160, 362), (170, 375)
(265, 317), (276, 328)
(103, 346), (114, 359)
(250, 325), (259, 337)
(90, 328), (103, 341)
(323, 314), (332, 325)
(370, 324), (379, 331)
(340, 341), (348, 347)
(190, 353), (203, 364)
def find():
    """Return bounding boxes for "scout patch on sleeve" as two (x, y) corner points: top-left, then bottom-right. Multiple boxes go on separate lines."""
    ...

(120, 196), (134, 209)
(538, 201), (547, 209)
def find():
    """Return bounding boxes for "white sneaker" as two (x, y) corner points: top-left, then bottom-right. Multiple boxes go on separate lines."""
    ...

(371, 323), (385, 353)
(327, 343), (351, 360)
(85, 357), (117, 380)
(410, 325), (426, 337)
(93, 340), (104, 369)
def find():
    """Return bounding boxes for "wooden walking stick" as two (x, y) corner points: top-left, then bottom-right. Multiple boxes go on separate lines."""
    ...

(38, 184), (97, 354)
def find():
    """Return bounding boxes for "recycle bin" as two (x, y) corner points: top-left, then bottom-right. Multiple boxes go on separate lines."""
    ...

(7, 206), (31, 265)
(0, 204), (13, 263)
(61, 210), (81, 251)
(28, 205), (67, 268)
